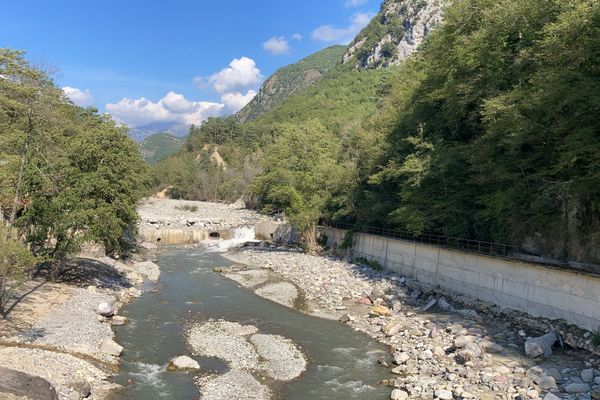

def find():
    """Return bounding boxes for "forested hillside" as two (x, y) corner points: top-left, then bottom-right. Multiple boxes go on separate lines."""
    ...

(237, 45), (346, 122)
(154, 0), (600, 261)
(0, 49), (151, 289)
(140, 133), (184, 164)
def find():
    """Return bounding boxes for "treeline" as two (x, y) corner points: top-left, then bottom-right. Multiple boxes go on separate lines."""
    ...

(0, 49), (151, 314)
(154, 0), (599, 260)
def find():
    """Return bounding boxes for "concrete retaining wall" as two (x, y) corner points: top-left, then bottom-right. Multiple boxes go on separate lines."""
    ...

(255, 221), (297, 244)
(322, 227), (600, 331)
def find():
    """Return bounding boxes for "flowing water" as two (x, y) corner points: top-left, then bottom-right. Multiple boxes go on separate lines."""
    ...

(109, 230), (390, 400)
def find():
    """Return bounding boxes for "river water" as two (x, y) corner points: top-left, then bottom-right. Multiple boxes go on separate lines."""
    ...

(109, 245), (390, 400)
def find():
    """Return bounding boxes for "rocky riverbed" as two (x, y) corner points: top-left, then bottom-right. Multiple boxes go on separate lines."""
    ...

(0, 254), (160, 400)
(137, 198), (272, 244)
(187, 320), (307, 400)
(222, 247), (600, 400)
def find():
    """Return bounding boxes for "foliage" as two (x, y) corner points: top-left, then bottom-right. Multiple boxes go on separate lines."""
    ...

(0, 224), (38, 316)
(0, 49), (151, 279)
(355, 257), (382, 271)
(140, 133), (184, 165)
(339, 230), (355, 251)
(250, 121), (343, 252)
(237, 45), (347, 122)
(348, 0), (600, 261)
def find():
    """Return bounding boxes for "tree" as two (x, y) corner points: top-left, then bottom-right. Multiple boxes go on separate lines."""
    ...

(0, 224), (37, 317)
(251, 121), (342, 252)
(21, 110), (151, 278)
(1, 49), (152, 279)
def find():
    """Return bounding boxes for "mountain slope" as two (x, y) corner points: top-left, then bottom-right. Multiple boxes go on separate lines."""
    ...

(251, 64), (393, 136)
(343, 0), (450, 69)
(237, 45), (346, 123)
(140, 133), (185, 164)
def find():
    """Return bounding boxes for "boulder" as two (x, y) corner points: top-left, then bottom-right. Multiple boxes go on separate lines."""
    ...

(564, 382), (592, 393)
(479, 340), (504, 354)
(0, 366), (58, 400)
(96, 302), (114, 317)
(100, 338), (123, 356)
(369, 286), (387, 302)
(524, 332), (556, 358)
(68, 379), (91, 399)
(391, 389), (409, 400)
(581, 368), (595, 383)
(167, 356), (201, 372)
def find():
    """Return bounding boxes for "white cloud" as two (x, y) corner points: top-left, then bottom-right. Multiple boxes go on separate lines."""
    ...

(221, 90), (257, 111)
(311, 12), (374, 43)
(203, 57), (262, 95)
(263, 36), (291, 55)
(63, 86), (93, 107)
(105, 91), (224, 127)
(291, 33), (303, 41)
(345, 0), (368, 7)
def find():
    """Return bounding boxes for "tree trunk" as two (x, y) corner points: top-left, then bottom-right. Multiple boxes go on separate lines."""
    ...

(10, 105), (34, 224)
(300, 224), (320, 255)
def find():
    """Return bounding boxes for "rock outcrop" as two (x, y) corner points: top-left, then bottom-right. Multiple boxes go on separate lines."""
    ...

(343, 0), (450, 69)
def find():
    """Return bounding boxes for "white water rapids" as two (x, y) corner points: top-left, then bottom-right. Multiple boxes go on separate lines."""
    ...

(204, 226), (257, 252)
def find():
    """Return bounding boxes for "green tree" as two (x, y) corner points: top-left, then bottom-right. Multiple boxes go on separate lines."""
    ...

(0, 224), (37, 317)
(251, 121), (342, 252)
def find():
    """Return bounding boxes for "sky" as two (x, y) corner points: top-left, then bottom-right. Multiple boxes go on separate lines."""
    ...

(0, 0), (377, 128)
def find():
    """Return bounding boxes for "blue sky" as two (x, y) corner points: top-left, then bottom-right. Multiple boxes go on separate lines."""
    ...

(0, 0), (377, 127)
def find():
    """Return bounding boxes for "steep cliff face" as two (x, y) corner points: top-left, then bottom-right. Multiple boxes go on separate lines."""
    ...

(343, 0), (450, 69)
(237, 46), (346, 123)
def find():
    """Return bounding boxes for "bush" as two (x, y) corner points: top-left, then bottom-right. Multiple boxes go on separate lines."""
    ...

(0, 225), (38, 317)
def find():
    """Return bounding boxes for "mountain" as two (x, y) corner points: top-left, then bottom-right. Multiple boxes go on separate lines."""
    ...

(129, 121), (190, 142)
(140, 133), (185, 164)
(343, 0), (450, 69)
(237, 45), (347, 123)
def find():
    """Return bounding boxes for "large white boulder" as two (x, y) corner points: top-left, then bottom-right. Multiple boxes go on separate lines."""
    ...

(167, 356), (200, 371)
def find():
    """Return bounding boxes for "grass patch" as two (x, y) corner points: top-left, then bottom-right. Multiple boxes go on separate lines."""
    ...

(355, 256), (382, 271)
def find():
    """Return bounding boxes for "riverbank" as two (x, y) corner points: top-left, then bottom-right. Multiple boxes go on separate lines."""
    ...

(221, 247), (600, 400)
(0, 253), (160, 400)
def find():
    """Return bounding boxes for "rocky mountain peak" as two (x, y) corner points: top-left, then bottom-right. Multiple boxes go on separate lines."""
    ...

(343, 0), (450, 69)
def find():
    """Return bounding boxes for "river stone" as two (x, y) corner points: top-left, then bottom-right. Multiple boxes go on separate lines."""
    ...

(111, 316), (128, 326)
(371, 305), (391, 316)
(564, 382), (592, 393)
(0, 366), (58, 400)
(391, 389), (409, 400)
(99, 338), (123, 356)
(68, 379), (91, 398)
(543, 394), (561, 400)
(534, 375), (556, 390)
(168, 356), (200, 371)
(480, 340), (504, 354)
(435, 389), (453, 400)
(581, 368), (595, 383)
(96, 302), (114, 317)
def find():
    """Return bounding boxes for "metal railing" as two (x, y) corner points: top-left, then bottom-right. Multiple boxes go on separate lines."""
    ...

(319, 220), (520, 259)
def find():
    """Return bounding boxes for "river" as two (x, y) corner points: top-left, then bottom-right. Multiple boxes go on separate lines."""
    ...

(108, 246), (391, 399)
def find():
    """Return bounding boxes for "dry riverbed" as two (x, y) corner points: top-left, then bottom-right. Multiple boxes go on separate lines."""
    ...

(221, 247), (600, 400)
(0, 253), (160, 400)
